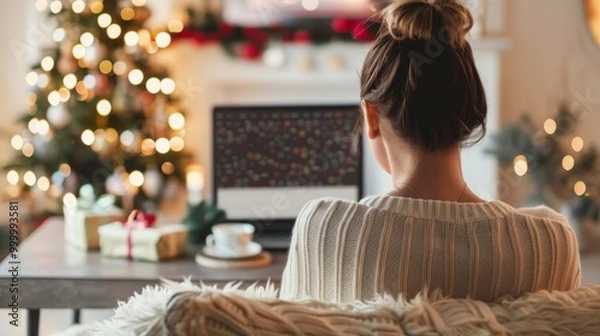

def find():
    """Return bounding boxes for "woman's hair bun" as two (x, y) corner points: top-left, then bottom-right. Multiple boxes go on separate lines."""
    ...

(382, 0), (473, 47)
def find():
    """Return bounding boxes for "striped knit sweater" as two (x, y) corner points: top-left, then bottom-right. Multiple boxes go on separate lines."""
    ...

(280, 195), (582, 303)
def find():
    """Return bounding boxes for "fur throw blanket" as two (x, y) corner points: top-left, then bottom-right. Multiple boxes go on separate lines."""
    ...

(57, 280), (600, 336)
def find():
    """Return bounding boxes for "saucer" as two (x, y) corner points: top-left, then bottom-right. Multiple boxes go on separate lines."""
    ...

(202, 242), (262, 260)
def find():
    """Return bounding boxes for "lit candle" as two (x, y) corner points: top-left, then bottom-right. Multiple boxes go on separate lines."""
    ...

(186, 165), (204, 205)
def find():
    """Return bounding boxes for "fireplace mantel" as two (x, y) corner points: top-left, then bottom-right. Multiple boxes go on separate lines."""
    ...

(159, 38), (509, 199)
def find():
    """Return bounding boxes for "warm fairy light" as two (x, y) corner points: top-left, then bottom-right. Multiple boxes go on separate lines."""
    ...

(543, 118), (557, 135)
(26, 92), (37, 106)
(301, 0), (320, 11)
(92, 129), (106, 152)
(574, 181), (587, 196)
(145, 77), (160, 94)
(41, 56), (54, 71)
(59, 88), (71, 102)
(35, 0), (48, 11)
(28, 118), (40, 134)
(83, 74), (96, 89)
(52, 28), (66, 42)
(48, 90), (61, 106)
(80, 32), (94, 47)
(59, 163), (71, 177)
(141, 138), (155, 155)
(113, 61), (127, 75)
(137, 29), (151, 46)
(26, 71), (38, 86)
(98, 13), (112, 28)
(105, 128), (118, 142)
(37, 73), (49, 88)
(155, 32), (171, 48)
(513, 155), (528, 177)
(129, 170), (144, 187)
(145, 42), (159, 54)
(160, 78), (175, 95)
(128, 69), (144, 85)
(124, 31), (139, 46)
(120, 130), (135, 146)
(571, 136), (584, 152)
(37, 119), (50, 136)
(72, 44), (86, 59)
(71, 0), (85, 13)
(161, 162), (175, 175)
(99, 60), (112, 74)
(132, 0), (147, 7)
(107, 24), (122, 39)
(75, 81), (87, 95)
(168, 112), (185, 130)
(168, 20), (184, 33)
(96, 99), (112, 116)
(562, 155), (575, 171)
(37, 176), (50, 191)
(50, 0), (63, 13)
(24, 171), (37, 187)
(121, 7), (135, 20)
(169, 137), (185, 152)
(63, 192), (77, 208)
(6, 170), (19, 185)
(63, 73), (77, 89)
(81, 129), (95, 146)
(11, 135), (24, 150)
(22, 144), (34, 157)
(90, 1), (103, 13)
(155, 137), (170, 154)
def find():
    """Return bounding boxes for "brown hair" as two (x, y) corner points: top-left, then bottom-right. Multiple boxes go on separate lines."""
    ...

(360, 0), (487, 151)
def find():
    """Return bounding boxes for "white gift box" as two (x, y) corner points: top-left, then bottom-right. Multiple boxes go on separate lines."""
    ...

(98, 222), (188, 262)
(63, 205), (123, 250)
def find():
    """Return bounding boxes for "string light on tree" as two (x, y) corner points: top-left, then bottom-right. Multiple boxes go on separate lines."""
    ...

(124, 31), (139, 46)
(98, 13), (112, 28)
(28, 118), (40, 134)
(96, 99), (112, 116)
(99, 60), (113, 74)
(161, 162), (174, 175)
(35, 0), (48, 12)
(145, 77), (160, 94)
(107, 24), (122, 39)
(155, 32), (171, 48)
(63, 74), (77, 89)
(113, 61), (127, 75)
(24, 171), (37, 187)
(168, 20), (184, 33)
(120, 130), (135, 147)
(168, 112), (185, 130)
(26, 71), (38, 86)
(49, 0), (63, 14)
(132, 0), (147, 7)
(6, 170), (19, 185)
(80, 33), (95, 47)
(59, 163), (72, 177)
(562, 155), (575, 171)
(37, 176), (50, 191)
(72, 44), (86, 59)
(141, 138), (155, 156)
(169, 137), (185, 152)
(543, 118), (557, 135)
(121, 8), (135, 21)
(574, 181), (587, 196)
(37, 119), (50, 136)
(71, 0), (85, 14)
(41, 56), (55, 71)
(513, 155), (528, 176)
(129, 170), (144, 187)
(571, 136), (584, 152)
(155, 137), (170, 154)
(11, 135), (24, 151)
(90, 1), (103, 13)
(160, 78), (175, 95)
(128, 69), (144, 85)
(22, 144), (34, 157)
(37, 74), (49, 88)
(52, 28), (66, 42)
(48, 90), (61, 106)
(81, 129), (95, 146)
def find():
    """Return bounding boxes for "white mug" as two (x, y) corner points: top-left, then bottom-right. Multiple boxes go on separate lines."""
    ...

(206, 223), (255, 255)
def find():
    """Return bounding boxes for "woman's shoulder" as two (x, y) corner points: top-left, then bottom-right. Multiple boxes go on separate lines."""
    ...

(294, 197), (381, 229)
(510, 204), (572, 227)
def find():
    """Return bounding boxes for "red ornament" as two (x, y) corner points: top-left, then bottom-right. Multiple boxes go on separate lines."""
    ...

(242, 27), (269, 44)
(219, 23), (235, 36)
(238, 42), (262, 60)
(294, 30), (312, 44)
(353, 22), (376, 41)
(332, 18), (358, 33)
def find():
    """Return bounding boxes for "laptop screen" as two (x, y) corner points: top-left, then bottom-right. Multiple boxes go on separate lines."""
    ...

(212, 105), (363, 229)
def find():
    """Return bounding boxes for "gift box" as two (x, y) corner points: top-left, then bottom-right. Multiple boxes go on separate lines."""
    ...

(98, 211), (188, 262)
(63, 186), (123, 250)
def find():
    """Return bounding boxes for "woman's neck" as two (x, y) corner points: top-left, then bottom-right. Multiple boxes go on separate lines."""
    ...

(387, 145), (483, 202)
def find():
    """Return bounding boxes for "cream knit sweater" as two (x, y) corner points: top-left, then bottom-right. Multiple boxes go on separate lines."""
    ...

(280, 195), (581, 303)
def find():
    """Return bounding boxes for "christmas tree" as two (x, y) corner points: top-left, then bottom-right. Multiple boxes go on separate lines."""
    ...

(4, 0), (189, 214)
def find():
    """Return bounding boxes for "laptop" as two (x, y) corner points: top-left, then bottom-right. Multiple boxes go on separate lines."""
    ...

(212, 105), (363, 249)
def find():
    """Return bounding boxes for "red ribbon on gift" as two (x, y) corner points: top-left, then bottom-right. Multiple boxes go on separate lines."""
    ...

(122, 210), (156, 260)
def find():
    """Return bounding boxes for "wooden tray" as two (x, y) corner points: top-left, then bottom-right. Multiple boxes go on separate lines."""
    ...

(195, 251), (273, 269)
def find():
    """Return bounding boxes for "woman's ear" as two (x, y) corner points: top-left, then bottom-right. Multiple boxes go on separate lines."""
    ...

(361, 100), (380, 139)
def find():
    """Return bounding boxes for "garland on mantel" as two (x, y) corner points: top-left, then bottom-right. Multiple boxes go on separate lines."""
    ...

(171, 9), (380, 61)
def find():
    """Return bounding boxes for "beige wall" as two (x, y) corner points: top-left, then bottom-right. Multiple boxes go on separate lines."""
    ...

(500, 0), (600, 205)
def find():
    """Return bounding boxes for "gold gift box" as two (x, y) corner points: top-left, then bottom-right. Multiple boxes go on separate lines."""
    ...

(98, 222), (188, 262)
(63, 205), (124, 250)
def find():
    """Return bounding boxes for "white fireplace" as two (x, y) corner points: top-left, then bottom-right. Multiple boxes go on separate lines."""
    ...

(158, 38), (509, 200)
